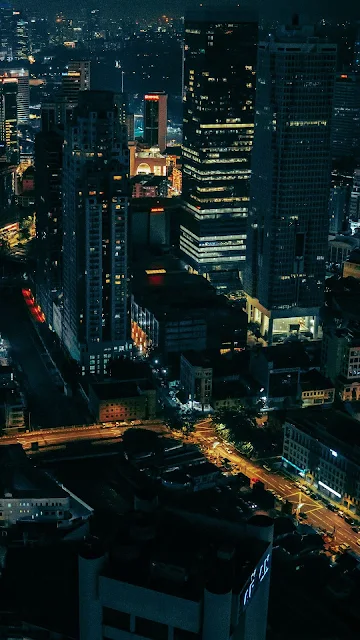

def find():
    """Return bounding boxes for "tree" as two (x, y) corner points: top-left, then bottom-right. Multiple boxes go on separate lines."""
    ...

(164, 407), (197, 437)
(212, 404), (262, 452)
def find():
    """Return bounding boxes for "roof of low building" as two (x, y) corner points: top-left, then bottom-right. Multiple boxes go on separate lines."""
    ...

(0, 444), (68, 499)
(90, 380), (141, 401)
(300, 369), (334, 392)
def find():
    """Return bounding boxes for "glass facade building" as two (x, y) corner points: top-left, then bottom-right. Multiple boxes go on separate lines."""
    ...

(62, 91), (131, 374)
(244, 25), (337, 344)
(180, 8), (258, 292)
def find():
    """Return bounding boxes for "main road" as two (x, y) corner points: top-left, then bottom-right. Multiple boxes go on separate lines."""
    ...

(0, 290), (89, 428)
(192, 419), (360, 555)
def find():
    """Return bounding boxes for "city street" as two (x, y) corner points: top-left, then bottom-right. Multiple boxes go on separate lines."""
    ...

(0, 290), (89, 428)
(0, 421), (167, 450)
(192, 420), (360, 555)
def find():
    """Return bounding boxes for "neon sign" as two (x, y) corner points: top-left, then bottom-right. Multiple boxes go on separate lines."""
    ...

(242, 553), (271, 609)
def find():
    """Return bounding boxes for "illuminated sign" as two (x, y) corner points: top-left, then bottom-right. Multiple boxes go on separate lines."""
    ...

(145, 94), (160, 101)
(145, 269), (166, 275)
(318, 480), (341, 499)
(241, 551), (271, 610)
(150, 207), (164, 213)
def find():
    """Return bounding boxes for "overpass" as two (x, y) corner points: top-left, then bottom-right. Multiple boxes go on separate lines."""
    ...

(0, 421), (168, 452)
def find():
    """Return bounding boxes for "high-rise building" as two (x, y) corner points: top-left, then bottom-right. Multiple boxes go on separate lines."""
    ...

(12, 10), (29, 60)
(0, 78), (18, 163)
(68, 59), (91, 90)
(331, 72), (360, 162)
(349, 169), (360, 222)
(0, 64), (29, 124)
(244, 23), (336, 345)
(62, 91), (130, 374)
(0, 2), (14, 61)
(143, 91), (167, 151)
(328, 170), (351, 235)
(62, 60), (91, 100)
(180, 8), (258, 292)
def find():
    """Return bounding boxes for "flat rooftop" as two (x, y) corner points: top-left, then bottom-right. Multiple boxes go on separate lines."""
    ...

(91, 508), (270, 602)
(132, 270), (227, 319)
(91, 381), (140, 401)
(0, 444), (68, 499)
(300, 369), (334, 392)
(286, 409), (360, 460)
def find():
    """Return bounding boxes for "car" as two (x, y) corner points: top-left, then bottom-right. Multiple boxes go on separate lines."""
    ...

(327, 504), (337, 512)
(263, 464), (272, 472)
(338, 510), (345, 518)
(357, 539), (360, 547)
(303, 488), (311, 496)
(309, 492), (319, 500)
(352, 526), (360, 533)
(339, 543), (350, 553)
(344, 516), (355, 526)
(299, 511), (308, 519)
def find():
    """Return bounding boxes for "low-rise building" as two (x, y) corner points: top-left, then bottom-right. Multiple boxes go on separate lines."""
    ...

(180, 351), (212, 410)
(0, 444), (70, 527)
(282, 409), (360, 515)
(300, 369), (335, 408)
(343, 248), (360, 280)
(131, 259), (246, 358)
(0, 386), (26, 432)
(79, 504), (273, 640)
(321, 324), (360, 402)
(89, 380), (156, 423)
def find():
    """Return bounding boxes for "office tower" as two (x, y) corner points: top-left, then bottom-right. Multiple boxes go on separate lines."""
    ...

(0, 64), (29, 124)
(244, 23), (336, 345)
(331, 72), (360, 162)
(354, 22), (360, 72)
(143, 91), (167, 151)
(35, 94), (77, 327)
(0, 79), (18, 163)
(62, 91), (130, 375)
(62, 60), (91, 100)
(41, 94), (77, 132)
(180, 8), (258, 292)
(349, 169), (360, 221)
(115, 92), (135, 142)
(12, 10), (29, 60)
(328, 172), (351, 235)
(68, 60), (91, 90)
(0, 2), (14, 61)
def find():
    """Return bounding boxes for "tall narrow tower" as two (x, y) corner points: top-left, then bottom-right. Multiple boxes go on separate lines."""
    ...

(62, 91), (130, 374)
(244, 23), (337, 345)
(180, 8), (258, 293)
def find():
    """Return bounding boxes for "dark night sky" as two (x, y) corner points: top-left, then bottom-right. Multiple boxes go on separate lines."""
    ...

(20, 0), (358, 20)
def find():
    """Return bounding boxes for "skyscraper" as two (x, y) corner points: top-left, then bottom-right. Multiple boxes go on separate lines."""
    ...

(244, 22), (336, 345)
(0, 3), (14, 61)
(0, 64), (29, 124)
(62, 61), (91, 100)
(331, 72), (360, 163)
(12, 10), (29, 60)
(143, 91), (167, 151)
(180, 8), (258, 292)
(62, 91), (130, 375)
(0, 78), (18, 163)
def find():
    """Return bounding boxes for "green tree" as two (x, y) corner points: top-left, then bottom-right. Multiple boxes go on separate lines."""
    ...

(212, 404), (261, 451)
(164, 407), (197, 437)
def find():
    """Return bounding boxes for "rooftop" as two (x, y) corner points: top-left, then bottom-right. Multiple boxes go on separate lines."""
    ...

(0, 444), (68, 499)
(88, 508), (270, 602)
(254, 344), (311, 370)
(90, 381), (140, 401)
(300, 369), (334, 392)
(181, 350), (213, 369)
(132, 270), (227, 319)
(286, 409), (360, 462)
